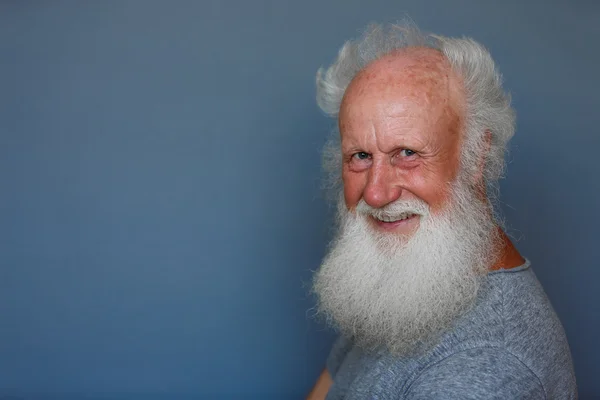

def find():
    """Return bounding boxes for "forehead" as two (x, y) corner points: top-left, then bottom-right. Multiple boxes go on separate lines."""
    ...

(339, 48), (465, 147)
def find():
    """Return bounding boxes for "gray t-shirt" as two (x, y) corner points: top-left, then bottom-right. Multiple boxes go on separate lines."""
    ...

(326, 262), (577, 399)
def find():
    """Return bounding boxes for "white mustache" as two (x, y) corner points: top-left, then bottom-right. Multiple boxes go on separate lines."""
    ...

(355, 198), (430, 221)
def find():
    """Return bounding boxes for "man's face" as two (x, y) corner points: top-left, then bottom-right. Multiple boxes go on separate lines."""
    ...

(313, 50), (498, 355)
(339, 50), (463, 237)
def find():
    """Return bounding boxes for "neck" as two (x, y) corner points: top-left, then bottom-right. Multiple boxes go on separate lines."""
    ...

(490, 228), (525, 270)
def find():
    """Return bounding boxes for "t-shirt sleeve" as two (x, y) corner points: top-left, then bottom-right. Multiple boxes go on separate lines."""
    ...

(326, 335), (353, 379)
(404, 347), (546, 400)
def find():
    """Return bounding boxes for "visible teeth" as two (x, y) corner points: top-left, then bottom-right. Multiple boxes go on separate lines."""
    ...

(378, 213), (413, 222)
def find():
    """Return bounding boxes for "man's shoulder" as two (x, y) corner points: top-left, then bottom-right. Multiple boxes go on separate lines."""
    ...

(479, 265), (574, 373)
(327, 341), (576, 399)
(325, 265), (577, 398)
(455, 264), (570, 354)
(404, 346), (548, 399)
(422, 264), (577, 398)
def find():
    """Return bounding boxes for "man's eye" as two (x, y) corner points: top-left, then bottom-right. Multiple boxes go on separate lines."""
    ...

(353, 152), (370, 160)
(399, 149), (416, 157)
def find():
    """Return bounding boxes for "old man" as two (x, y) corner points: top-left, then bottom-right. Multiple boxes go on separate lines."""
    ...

(308, 22), (577, 399)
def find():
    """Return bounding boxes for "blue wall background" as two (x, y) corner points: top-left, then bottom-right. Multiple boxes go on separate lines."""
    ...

(1, 1), (598, 398)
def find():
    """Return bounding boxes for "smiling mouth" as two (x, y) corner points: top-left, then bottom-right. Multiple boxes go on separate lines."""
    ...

(373, 212), (417, 223)
(369, 212), (420, 233)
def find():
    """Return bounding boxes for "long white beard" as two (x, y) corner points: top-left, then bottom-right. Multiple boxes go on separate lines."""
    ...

(313, 183), (499, 355)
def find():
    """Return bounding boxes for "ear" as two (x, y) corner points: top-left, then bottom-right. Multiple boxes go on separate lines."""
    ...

(473, 130), (492, 189)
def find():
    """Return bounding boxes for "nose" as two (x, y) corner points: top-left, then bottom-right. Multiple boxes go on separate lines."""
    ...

(362, 160), (402, 209)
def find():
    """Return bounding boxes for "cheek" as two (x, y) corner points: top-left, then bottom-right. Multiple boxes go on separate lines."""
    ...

(407, 150), (461, 211)
(409, 174), (453, 212)
(342, 170), (365, 209)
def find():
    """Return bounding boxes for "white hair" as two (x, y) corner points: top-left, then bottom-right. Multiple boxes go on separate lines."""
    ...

(313, 179), (500, 355)
(316, 22), (515, 206)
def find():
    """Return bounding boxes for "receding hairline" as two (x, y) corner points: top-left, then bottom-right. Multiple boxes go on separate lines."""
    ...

(339, 46), (467, 137)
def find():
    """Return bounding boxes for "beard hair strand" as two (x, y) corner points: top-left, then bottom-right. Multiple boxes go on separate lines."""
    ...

(313, 182), (500, 356)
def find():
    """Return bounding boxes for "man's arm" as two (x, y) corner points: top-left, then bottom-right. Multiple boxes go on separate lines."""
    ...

(306, 369), (333, 400)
